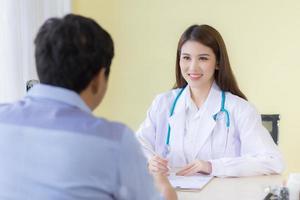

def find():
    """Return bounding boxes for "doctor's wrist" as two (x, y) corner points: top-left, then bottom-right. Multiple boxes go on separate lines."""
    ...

(203, 161), (212, 174)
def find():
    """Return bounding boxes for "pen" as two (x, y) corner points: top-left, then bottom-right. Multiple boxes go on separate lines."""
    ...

(138, 136), (157, 156)
(138, 136), (171, 170)
(140, 140), (157, 156)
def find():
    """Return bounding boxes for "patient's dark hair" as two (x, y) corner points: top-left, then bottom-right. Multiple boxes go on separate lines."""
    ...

(34, 14), (114, 93)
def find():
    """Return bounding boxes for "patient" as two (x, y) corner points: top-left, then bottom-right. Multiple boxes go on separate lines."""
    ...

(0, 14), (176, 200)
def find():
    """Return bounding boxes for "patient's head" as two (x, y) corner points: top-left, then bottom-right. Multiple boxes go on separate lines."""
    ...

(34, 14), (114, 93)
(34, 14), (114, 109)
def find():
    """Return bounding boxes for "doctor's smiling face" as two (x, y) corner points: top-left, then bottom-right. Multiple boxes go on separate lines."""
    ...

(179, 40), (217, 90)
(174, 24), (247, 100)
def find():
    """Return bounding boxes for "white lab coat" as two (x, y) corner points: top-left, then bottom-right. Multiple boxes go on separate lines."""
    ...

(136, 82), (284, 177)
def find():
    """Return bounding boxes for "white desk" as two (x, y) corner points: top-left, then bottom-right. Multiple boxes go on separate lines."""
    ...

(177, 175), (283, 200)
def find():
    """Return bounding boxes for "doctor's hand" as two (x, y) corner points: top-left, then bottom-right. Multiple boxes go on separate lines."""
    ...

(176, 160), (212, 176)
(148, 155), (169, 176)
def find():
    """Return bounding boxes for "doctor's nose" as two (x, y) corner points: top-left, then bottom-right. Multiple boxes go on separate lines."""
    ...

(189, 59), (200, 70)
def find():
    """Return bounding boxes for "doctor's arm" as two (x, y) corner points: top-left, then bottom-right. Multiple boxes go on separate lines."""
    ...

(209, 104), (284, 177)
(136, 95), (170, 175)
(176, 160), (212, 176)
(136, 96), (159, 160)
(118, 128), (177, 200)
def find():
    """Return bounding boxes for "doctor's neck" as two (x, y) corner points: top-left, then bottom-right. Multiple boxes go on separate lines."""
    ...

(189, 81), (213, 109)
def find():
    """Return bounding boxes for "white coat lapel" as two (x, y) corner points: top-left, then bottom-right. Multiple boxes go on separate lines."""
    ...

(167, 88), (187, 166)
(192, 82), (222, 159)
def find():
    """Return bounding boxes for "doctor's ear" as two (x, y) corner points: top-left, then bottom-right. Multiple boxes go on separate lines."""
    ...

(215, 64), (219, 70)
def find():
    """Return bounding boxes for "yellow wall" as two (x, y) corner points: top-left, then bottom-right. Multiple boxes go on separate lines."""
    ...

(72, 0), (300, 174)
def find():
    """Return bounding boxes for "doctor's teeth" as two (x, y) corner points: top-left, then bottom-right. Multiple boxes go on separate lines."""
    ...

(190, 74), (201, 78)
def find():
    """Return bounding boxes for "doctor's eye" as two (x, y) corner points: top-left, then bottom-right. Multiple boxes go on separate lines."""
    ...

(181, 56), (190, 61)
(199, 56), (209, 61)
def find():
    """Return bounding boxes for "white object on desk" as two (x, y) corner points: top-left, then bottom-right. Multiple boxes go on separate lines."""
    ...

(168, 175), (213, 190)
(287, 173), (300, 200)
(177, 175), (282, 200)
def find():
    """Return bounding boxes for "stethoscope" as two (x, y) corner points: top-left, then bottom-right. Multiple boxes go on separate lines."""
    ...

(162, 86), (230, 158)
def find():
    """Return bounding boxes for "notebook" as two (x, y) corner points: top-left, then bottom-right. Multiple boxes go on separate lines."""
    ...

(168, 175), (213, 191)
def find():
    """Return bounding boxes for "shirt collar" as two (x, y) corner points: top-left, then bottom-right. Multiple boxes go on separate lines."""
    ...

(185, 81), (220, 117)
(185, 87), (199, 113)
(26, 84), (91, 113)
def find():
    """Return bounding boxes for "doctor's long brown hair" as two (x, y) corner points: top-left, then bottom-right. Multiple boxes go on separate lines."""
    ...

(174, 24), (247, 100)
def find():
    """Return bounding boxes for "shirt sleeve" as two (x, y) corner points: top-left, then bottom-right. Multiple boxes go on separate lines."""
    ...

(114, 126), (164, 200)
(210, 103), (285, 177)
(136, 95), (160, 160)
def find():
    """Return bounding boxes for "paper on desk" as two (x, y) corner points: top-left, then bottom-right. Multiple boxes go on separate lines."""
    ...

(168, 175), (213, 190)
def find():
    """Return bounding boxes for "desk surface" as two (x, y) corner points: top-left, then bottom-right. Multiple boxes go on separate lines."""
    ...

(177, 175), (283, 200)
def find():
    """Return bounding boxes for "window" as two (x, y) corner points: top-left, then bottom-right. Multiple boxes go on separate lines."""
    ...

(0, 0), (70, 103)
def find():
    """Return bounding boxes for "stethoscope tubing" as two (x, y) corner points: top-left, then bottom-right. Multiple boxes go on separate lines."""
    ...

(166, 86), (230, 147)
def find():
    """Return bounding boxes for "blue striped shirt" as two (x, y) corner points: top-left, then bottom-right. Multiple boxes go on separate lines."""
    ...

(0, 84), (162, 200)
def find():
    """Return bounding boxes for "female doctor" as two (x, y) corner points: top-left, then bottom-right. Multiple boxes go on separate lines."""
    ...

(137, 24), (284, 177)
